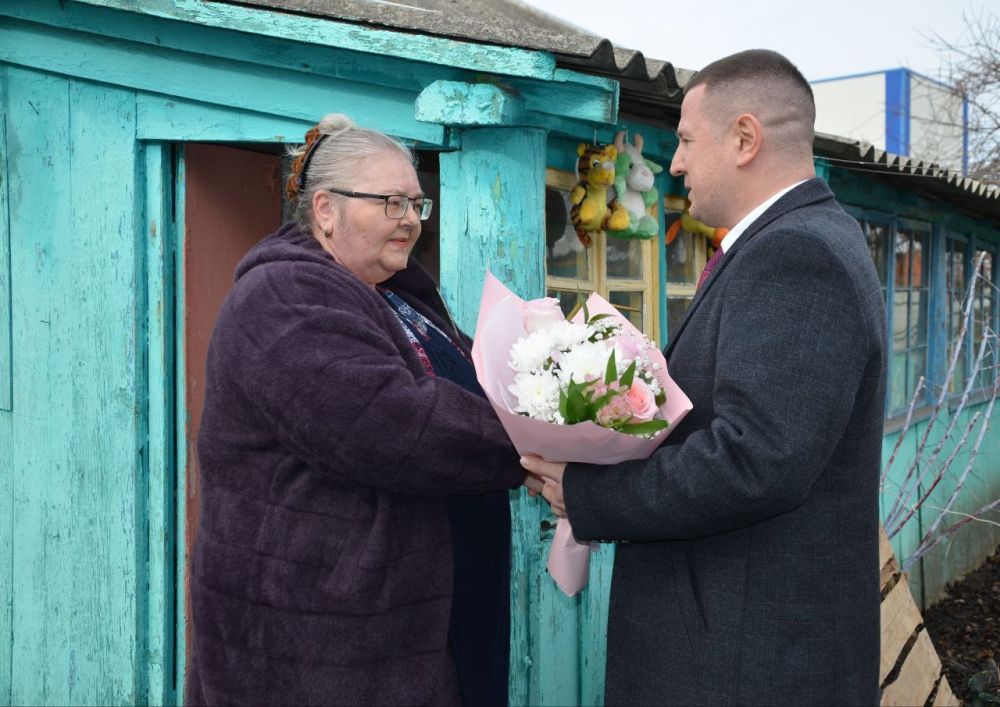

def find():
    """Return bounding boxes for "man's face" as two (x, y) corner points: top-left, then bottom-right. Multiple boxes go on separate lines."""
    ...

(670, 85), (731, 229)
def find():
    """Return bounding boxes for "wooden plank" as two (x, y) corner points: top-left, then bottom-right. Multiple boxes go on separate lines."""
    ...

(0, 104), (10, 411)
(172, 147), (189, 699)
(137, 94), (311, 143)
(507, 488), (540, 707)
(2, 0), (468, 95)
(7, 67), (141, 704)
(881, 629), (945, 706)
(880, 525), (899, 590)
(879, 524), (895, 570)
(879, 576), (924, 683)
(438, 127), (547, 331)
(7, 66), (75, 706)
(931, 674), (960, 706)
(531, 536), (582, 707)
(416, 81), (527, 126)
(0, 67), (11, 704)
(65, 0), (557, 80)
(0, 17), (445, 146)
(143, 142), (176, 707)
(579, 543), (613, 707)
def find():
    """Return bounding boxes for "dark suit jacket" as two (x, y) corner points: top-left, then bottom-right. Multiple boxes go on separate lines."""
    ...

(564, 178), (887, 705)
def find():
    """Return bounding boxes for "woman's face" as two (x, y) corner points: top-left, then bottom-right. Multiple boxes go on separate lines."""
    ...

(315, 150), (423, 286)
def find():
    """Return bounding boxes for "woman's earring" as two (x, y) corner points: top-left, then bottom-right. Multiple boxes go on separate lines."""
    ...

(322, 225), (332, 239)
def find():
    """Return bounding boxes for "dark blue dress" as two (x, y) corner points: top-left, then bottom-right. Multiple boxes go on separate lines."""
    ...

(382, 288), (511, 707)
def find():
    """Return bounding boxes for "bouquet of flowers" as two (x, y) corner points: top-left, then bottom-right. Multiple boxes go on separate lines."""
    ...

(509, 298), (669, 436)
(472, 273), (692, 595)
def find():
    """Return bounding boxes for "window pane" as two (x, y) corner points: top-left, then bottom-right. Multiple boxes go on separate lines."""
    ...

(893, 291), (909, 351)
(973, 291), (985, 343)
(606, 235), (643, 279)
(545, 189), (589, 279)
(911, 230), (928, 287)
(913, 289), (929, 347)
(667, 229), (698, 285)
(608, 291), (645, 331)
(948, 240), (966, 293)
(548, 289), (586, 319)
(890, 352), (908, 412)
(867, 222), (888, 287)
(895, 229), (911, 287)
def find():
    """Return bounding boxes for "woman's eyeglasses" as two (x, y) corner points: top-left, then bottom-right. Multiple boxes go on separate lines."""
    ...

(327, 188), (434, 221)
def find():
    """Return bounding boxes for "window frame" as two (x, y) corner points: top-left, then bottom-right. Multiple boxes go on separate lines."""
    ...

(968, 236), (999, 397)
(890, 216), (934, 418)
(543, 167), (661, 342)
(846, 206), (936, 423)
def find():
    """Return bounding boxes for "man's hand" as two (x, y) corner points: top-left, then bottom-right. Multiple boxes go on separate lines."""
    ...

(520, 456), (568, 518)
(522, 471), (544, 495)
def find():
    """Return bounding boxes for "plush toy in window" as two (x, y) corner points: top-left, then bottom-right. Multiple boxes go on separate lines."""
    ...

(606, 131), (663, 240)
(569, 143), (628, 247)
(664, 196), (729, 249)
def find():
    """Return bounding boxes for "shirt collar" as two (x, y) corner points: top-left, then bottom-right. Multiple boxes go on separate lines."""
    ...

(720, 180), (807, 253)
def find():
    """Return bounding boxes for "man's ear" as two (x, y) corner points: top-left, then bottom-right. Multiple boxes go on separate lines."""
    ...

(733, 113), (763, 167)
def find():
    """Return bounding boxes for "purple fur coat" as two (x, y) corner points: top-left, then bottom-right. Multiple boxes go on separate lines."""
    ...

(185, 223), (525, 705)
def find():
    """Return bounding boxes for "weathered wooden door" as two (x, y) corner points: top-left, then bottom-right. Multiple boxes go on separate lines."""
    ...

(179, 142), (282, 678)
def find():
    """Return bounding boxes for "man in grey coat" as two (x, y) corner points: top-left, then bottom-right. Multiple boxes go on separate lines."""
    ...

(522, 49), (887, 705)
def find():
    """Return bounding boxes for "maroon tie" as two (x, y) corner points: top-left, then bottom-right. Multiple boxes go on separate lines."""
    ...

(697, 247), (724, 290)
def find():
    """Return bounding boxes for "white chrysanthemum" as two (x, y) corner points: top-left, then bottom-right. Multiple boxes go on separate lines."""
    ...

(549, 320), (591, 350)
(509, 371), (562, 421)
(509, 330), (556, 373)
(556, 340), (613, 386)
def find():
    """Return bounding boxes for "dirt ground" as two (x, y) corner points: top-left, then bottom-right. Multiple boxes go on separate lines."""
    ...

(922, 547), (1000, 705)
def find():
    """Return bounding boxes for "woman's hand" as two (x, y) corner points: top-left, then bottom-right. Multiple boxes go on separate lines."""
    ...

(520, 456), (568, 517)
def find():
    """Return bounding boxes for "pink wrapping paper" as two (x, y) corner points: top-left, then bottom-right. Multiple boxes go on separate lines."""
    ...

(472, 272), (693, 596)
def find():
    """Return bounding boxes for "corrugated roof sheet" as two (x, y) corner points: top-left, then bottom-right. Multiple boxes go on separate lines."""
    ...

(212, 0), (997, 213)
(815, 133), (1000, 217)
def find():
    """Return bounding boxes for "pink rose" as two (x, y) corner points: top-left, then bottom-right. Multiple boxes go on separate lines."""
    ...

(625, 379), (658, 422)
(523, 297), (565, 333)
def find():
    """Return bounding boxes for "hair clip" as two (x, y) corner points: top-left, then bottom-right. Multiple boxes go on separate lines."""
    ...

(296, 132), (330, 190)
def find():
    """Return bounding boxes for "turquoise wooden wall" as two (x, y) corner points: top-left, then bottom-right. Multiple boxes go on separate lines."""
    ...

(0, 1), (625, 704)
(0, 65), (147, 704)
(1, 2), (998, 706)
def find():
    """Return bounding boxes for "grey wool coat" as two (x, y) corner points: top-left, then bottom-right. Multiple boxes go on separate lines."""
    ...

(185, 224), (525, 706)
(564, 179), (887, 706)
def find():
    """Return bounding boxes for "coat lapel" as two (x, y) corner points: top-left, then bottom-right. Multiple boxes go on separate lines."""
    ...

(663, 178), (835, 360)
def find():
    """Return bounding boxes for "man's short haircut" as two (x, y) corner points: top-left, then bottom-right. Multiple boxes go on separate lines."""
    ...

(686, 49), (816, 155)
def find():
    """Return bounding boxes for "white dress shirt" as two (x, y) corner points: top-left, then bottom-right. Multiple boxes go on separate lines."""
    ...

(719, 180), (807, 253)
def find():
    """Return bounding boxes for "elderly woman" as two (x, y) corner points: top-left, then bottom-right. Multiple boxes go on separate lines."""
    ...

(186, 114), (530, 706)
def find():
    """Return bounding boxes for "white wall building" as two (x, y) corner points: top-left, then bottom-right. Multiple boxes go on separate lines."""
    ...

(812, 68), (968, 173)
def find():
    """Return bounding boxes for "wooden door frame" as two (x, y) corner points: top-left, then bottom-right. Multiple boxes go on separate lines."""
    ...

(141, 140), (182, 706)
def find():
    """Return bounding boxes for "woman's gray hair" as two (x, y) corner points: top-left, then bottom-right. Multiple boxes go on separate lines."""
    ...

(286, 114), (414, 229)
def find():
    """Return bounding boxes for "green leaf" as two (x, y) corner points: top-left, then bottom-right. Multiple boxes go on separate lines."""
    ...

(586, 390), (621, 422)
(604, 349), (617, 385)
(564, 378), (592, 424)
(559, 389), (568, 420)
(582, 300), (590, 323)
(587, 313), (614, 324)
(618, 419), (670, 436)
(655, 391), (666, 406)
(620, 360), (637, 387)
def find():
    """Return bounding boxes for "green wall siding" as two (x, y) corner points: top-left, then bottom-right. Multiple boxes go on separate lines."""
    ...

(883, 404), (1000, 606)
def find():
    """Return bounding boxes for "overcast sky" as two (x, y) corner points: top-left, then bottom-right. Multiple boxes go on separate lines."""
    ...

(521, 0), (988, 82)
